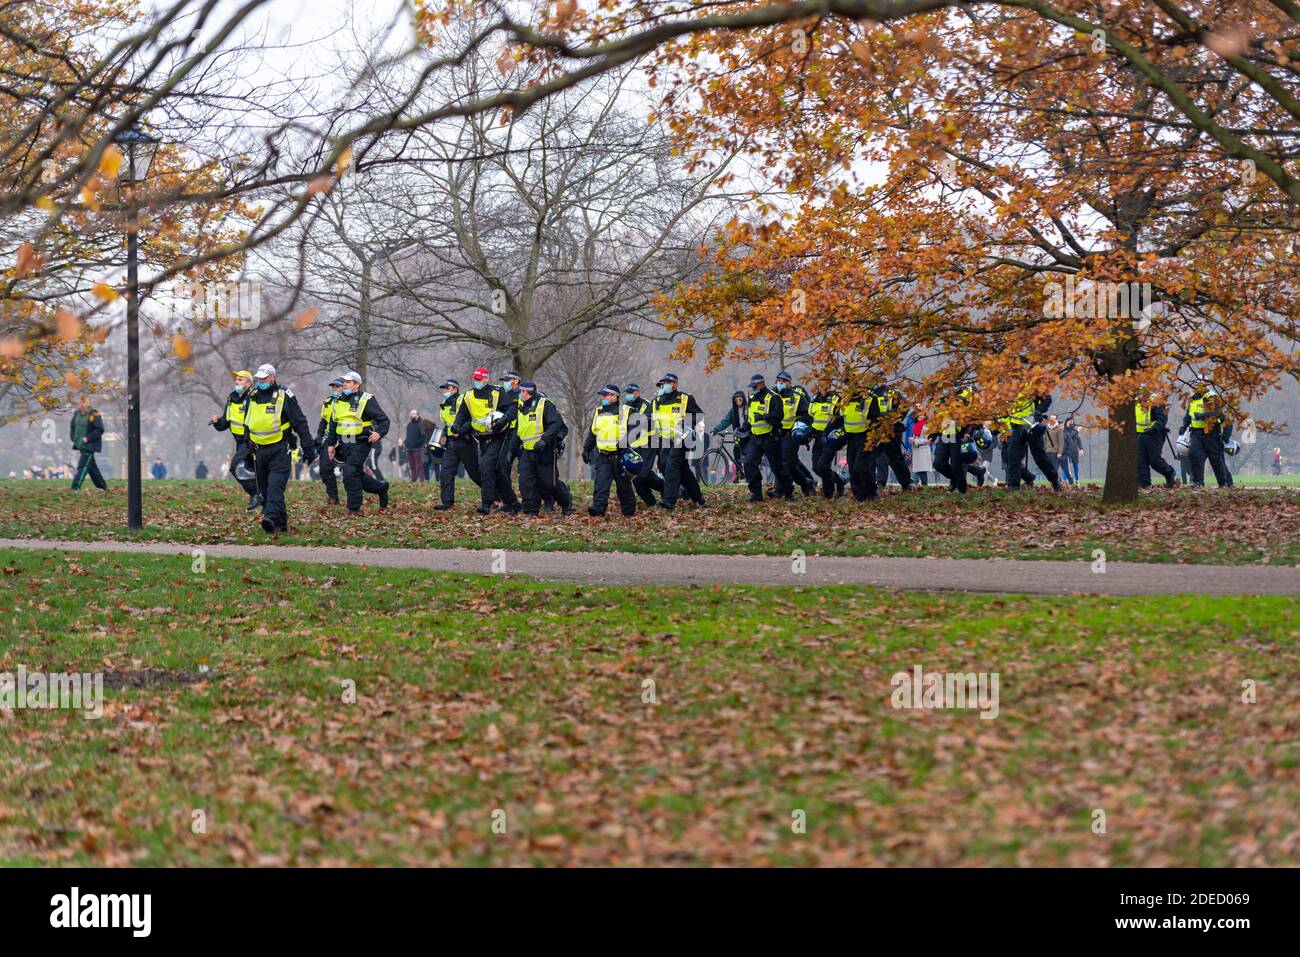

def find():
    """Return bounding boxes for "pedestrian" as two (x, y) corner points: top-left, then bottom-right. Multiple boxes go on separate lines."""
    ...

(1062, 417), (1082, 485)
(1044, 413), (1065, 485)
(69, 396), (108, 491)
(150, 458), (167, 479)
(403, 409), (426, 481)
(195, 460), (209, 480)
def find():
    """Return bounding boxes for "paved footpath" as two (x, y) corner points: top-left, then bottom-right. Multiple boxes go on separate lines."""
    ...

(2, 538), (1297, 596)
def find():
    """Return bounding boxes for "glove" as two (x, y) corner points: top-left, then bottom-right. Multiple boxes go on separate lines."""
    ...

(304, 449), (317, 466)
(534, 439), (546, 452)
(581, 451), (591, 465)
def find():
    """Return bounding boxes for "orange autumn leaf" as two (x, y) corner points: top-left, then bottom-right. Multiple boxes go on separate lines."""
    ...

(307, 175), (335, 196)
(64, 370), (81, 388)
(56, 307), (82, 340)
(0, 338), (25, 358)
(91, 282), (119, 302)
(293, 307), (319, 330)
(15, 242), (42, 279)
(172, 334), (193, 359)
(98, 144), (124, 178)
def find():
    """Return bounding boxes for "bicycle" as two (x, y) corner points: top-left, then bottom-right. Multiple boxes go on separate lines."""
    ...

(704, 431), (772, 487)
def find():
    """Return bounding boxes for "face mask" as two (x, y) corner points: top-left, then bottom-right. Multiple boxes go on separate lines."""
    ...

(624, 392), (635, 403)
(330, 389), (342, 398)
(658, 385), (671, 397)
(520, 393), (534, 404)
(442, 390), (454, 400)
(342, 388), (355, 397)
(501, 380), (514, 389)
(256, 380), (272, 391)
(601, 398), (613, 408)
(775, 382), (789, 393)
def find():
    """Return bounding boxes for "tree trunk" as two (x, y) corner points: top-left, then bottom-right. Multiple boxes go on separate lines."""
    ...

(1101, 401), (1139, 504)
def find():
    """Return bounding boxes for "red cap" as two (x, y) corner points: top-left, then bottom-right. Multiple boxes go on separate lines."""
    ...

(472, 367), (489, 382)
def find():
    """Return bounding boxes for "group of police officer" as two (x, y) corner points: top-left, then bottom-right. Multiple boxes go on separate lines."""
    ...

(210, 361), (1238, 533)
(212, 364), (390, 533)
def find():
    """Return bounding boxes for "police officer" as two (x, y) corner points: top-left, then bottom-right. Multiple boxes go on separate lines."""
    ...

(434, 378), (480, 510)
(494, 369), (522, 508)
(453, 367), (520, 515)
(242, 364), (316, 533)
(583, 384), (636, 518)
(743, 373), (792, 501)
(210, 369), (260, 509)
(325, 371), (391, 514)
(933, 387), (976, 494)
(1181, 378), (1231, 487)
(808, 385), (845, 497)
(1136, 393), (1176, 488)
(868, 384), (912, 490)
(315, 376), (344, 504)
(774, 371), (816, 496)
(1003, 388), (1061, 491)
(623, 383), (665, 506)
(839, 392), (878, 501)
(648, 372), (706, 510)
(512, 380), (572, 517)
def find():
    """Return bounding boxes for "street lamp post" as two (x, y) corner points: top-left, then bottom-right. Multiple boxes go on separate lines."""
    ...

(113, 127), (159, 530)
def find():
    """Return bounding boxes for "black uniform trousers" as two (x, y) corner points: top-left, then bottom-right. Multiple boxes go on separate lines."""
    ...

(653, 445), (703, 507)
(251, 439), (292, 530)
(780, 431), (816, 493)
(1188, 430), (1231, 487)
(630, 446), (665, 503)
(1137, 429), (1175, 487)
(337, 440), (388, 511)
(439, 437), (481, 506)
(1005, 425), (1060, 490)
(879, 432), (913, 488)
(590, 452), (635, 516)
(318, 448), (339, 502)
(932, 438), (967, 493)
(475, 434), (517, 508)
(810, 430), (843, 497)
(71, 451), (107, 490)
(745, 432), (792, 499)
(519, 446), (571, 515)
(845, 433), (879, 501)
(494, 434), (519, 506)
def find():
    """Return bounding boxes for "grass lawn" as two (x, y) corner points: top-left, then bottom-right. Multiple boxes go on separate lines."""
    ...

(1, 547), (1297, 866)
(1, 478), (1298, 565)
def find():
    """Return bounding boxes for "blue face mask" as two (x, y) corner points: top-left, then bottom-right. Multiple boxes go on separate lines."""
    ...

(501, 380), (514, 390)
(342, 388), (356, 397)
(624, 392), (635, 403)
(775, 382), (789, 393)
(330, 389), (342, 398)
(658, 385), (671, 397)
(256, 380), (272, 391)
(601, 398), (613, 408)
(442, 390), (454, 400)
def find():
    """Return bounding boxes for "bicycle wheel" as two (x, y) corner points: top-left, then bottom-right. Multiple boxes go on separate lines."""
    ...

(704, 448), (734, 486)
